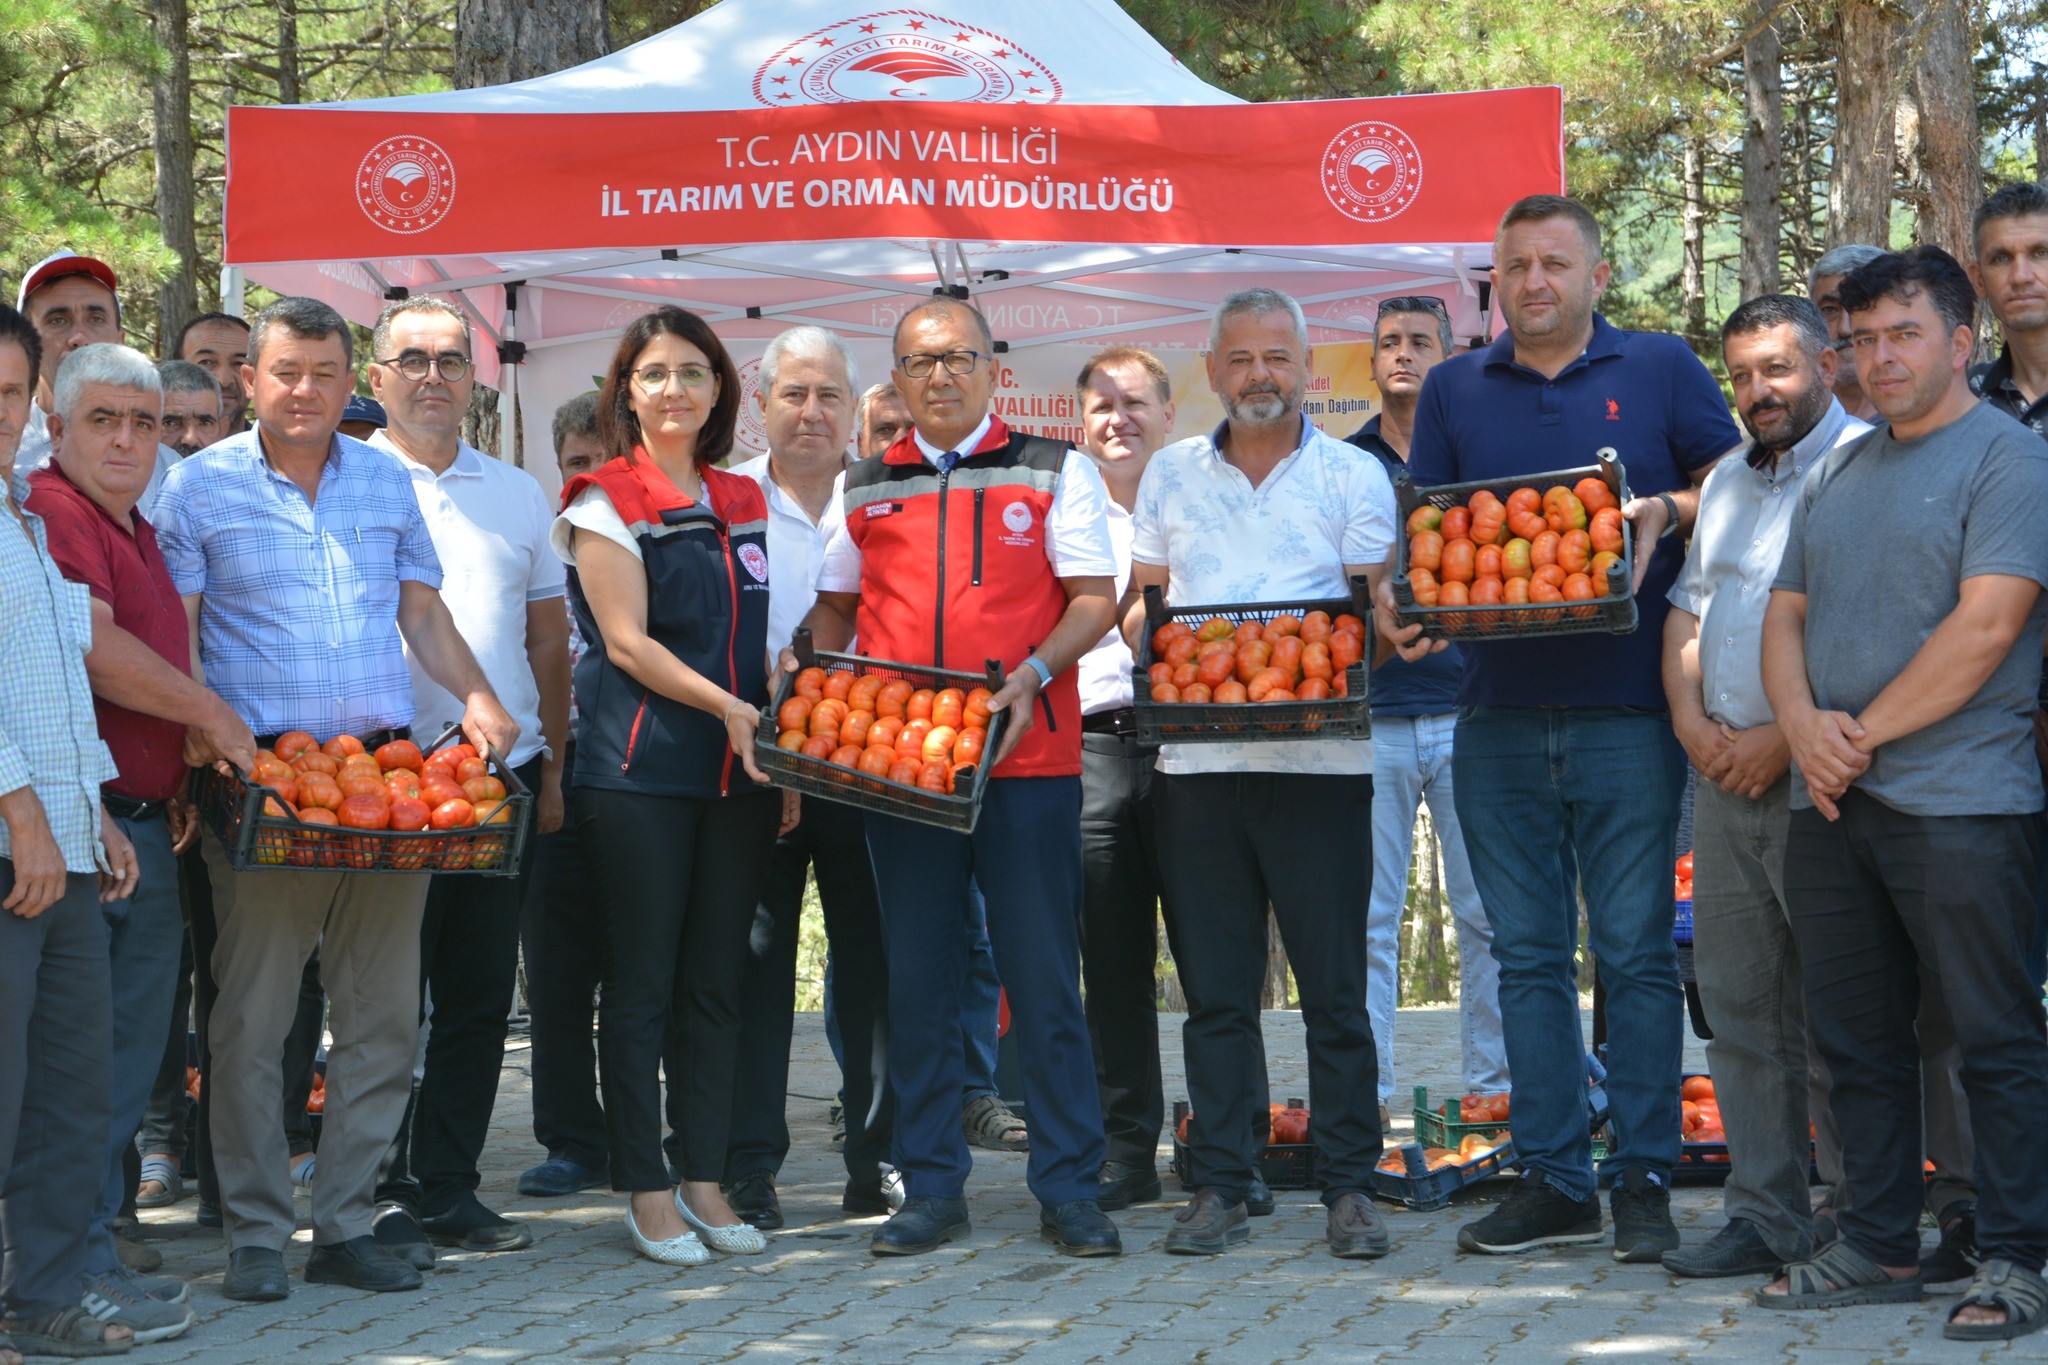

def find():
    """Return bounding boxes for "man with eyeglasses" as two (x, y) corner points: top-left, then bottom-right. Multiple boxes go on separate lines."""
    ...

(791, 297), (1123, 1258)
(361, 296), (568, 1263)
(1345, 297), (1508, 1135)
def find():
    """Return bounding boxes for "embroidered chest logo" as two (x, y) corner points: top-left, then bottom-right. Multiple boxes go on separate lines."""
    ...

(998, 498), (1037, 548)
(736, 542), (769, 584)
(863, 502), (898, 519)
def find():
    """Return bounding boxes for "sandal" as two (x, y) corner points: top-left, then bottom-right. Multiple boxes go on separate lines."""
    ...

(1944, 1258), (2048, 1341)
(135, 1155), (184, 1208)
(963, 1094), (1029, 1152)
(4, 1305), (134, 1356)
(1754, 1237), (1922, 1310)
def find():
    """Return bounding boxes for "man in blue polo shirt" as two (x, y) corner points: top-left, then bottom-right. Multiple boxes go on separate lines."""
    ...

(1379, 194), (1740, 1261)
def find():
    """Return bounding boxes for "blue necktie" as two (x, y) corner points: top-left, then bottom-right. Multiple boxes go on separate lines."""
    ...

(937, 451), (961, 473)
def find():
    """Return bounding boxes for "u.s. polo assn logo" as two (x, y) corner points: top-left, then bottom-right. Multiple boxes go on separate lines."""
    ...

(753, 10), (1062, 106)
(356, 136), (457, 234)
(1320, 122), (1423, 225)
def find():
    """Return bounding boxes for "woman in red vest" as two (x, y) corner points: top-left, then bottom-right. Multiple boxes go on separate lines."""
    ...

(550, 307), (783, 1266)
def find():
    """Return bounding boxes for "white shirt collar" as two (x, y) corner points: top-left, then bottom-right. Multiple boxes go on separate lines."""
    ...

(912, 413), (994, 466)
(371, 429), (483, 480)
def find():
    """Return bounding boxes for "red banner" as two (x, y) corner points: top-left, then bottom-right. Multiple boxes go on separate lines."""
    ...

(225, 89), (1562, 263)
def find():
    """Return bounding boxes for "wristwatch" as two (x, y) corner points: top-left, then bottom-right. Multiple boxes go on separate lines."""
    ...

(1654, 491), (1680, 539)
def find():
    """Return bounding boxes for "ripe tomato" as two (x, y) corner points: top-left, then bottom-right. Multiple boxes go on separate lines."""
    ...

(1474, 544), (1504, 580)
(917, 761), (950, 793)
(295, 774), (344, 812)
(1235, 640), (1273, 683)
(777, 696), (815, 732)
(906, 689), (936, 722)
(1196, 616), (1236, 643)
(456, 757), (491, 784)
(1438, 539), (1476, 584)
(1299, 641), (1334, 681)
(895, 719), (934, 756)
(1270, 636), (1305, 681)
(274, 731), (318, 762)
(1589, 551), (1623, 595)
(1589, 507), (1625, 554)
(1558, 529), (1593, 575)
(1147, 661), (1175, 688)
(1163, 635), (1199, 668)
(1300, 611), (1333, 643)
(388, 796), (431, 832)
(1150, 621), (1195, 658)
(1295, 677), (1331, 700)
(1408, 530), (1444, 572)
(1151, 682), (1181, 703)
(1232, 621), (1265, 649)
(1470, 576), (1504, 606)
(253, 756), (295, 785)
(1407, 567), (1440, 607)
(1471, 508), (1507, 546)
(1529, 579), (1564, 604)
(1246, 667), (1289, 702)
(776, 729), (806, 752)
(337, 793), (390, 830)
(1438, 581), (1470, 608)
(886, 757), (923, 786)
(931, 688), (966, 729)
(799, 735), (836, 760)
(1212, 679), (1248, 704)
(847, 674), (884, 714)
(1503, 576), (1531, 605)
(421, 776), (467, 808)
(828, 744), (863, 768)
(868, 716), (905, 750)
(444, 743), (480, 764)
(1328, 631), (1364, 671)
(875, 679), (914, 719)
(1508, 509), (1549, 542)
(1574, 476), (1620, 514)
(809, 699), (849, 738)
(1506, 487), (1542, 517)
(1179, 682), (1212, 704)
(322, 734), (367, 761)
(1530, 530), (1561, 570)
(373, 740), (424, 773)
(922, 725), (959, 764)
(1544, 490), (1588, 533)
(838, 710), (875, 748)
(463, 775), (508, 804)
(1681, 1074), (1714, 1101)
(339, 775), (387, 801)
(1265, 613), (1302, 639)
(291, 808), (339, 866)
(430, 798), (476, 830)
(963, 688), (994, 730)
(1406, 505), (1443, 535)
(794, 667), (828, 700)
(821, 670), (855, 702)
(1438, 507), (1472, 541)
(1170, 662), (1200, 689)
(858, 746), (896, 776)
(953, 727), (987, 766)
(1196, 650), (1235, 688)
(292, 750), (340, 777)
(260, 775), (299, 808)
(1562, 572), (1595, 601)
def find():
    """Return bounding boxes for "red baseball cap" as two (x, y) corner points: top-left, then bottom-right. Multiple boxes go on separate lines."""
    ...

(16, 250), (120, 312)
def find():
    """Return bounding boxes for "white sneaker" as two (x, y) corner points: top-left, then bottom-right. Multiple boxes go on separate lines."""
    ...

(674, 1190), (767, 1255)
(624, 1207), (710, 1266)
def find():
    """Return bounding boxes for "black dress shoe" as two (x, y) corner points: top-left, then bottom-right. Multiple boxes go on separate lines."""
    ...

(371, 1204), (436, 1270)
(422, 1194), (535, 1252)
(222, 1246), (289, 1302)
(1246, 1173), (1276, 1217)
(869, 1196), (970, 1256)
(1096, 1162), (1163, 1213)
(1164, 1190), (1250, 1255)
(1327, 1191), (1393, 1259)
(726, 1172), (784, 1231)
(843, 1169), (905, 1216)
(1040, 1200), (1122, 1257)
(196, 1200), (222, 1229)
(305, 1235), (424, 1292)
(1663, 1218), (1786, 1278)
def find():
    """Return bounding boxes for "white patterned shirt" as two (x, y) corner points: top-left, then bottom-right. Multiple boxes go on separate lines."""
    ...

(1132, 416), (1397, 776)
(0, 478), (119, 871)
(154, 428), (443, 738)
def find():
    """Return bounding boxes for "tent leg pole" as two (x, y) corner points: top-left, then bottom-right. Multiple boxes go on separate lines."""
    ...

(220, 266), (244, 316)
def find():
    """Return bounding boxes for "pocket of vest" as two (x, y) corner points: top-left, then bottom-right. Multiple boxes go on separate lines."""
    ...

(621, 691), (651, 773)
(972, 488), (985, 587)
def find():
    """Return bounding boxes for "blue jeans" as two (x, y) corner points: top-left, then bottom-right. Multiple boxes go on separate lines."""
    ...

(828, 884), (1003, 1104)
(1367, 713), (1508, 1104)
(1452, 707), (1685, 1199)
(86, 814), (183, 1274)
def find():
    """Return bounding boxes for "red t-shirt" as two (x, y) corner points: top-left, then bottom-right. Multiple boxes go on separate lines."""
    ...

(26, 466), (192, 802)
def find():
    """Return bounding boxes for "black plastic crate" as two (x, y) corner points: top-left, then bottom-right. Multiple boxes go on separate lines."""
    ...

(1131, 579), (1373, 747)
(754, 633), (1007, 834)
(1369, 1140), (1516, 1212)
(197, 725), (531, 877)
(1390, 452), (1638, 641)
(1170, 1100), (1322, 1191)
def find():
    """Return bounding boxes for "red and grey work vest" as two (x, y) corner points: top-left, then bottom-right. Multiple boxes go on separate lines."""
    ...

(843, 418), (1080, 778)
(563, 453), (771, 799)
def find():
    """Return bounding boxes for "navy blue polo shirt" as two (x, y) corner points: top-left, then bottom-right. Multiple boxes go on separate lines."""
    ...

(1345, 416), (1464, 716)
(1408, 313), (1739, 709)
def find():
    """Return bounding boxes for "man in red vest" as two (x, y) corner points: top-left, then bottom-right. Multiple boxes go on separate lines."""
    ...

(790, 297), (1121, 1257)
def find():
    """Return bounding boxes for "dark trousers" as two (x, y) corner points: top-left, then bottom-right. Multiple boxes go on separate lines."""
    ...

(1156, 771), (1381, 1205)
(381, 758), (544, 1215)
(866, 776), (1104, 1206)
(520, 778), (609, 1171)
(0, 869), (110, 1318)
(1079, 731), (1170, 1171)
(136, 925), (195, 1162)
(579, 784), (779, 1192)
(725, 797), (892, 1186)
(1785, 791), (2048, 1272)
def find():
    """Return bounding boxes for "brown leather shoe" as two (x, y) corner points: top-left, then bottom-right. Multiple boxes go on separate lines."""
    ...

(1328, 1191), (1393, 1259)
(1163, 1190), (1250, 1255)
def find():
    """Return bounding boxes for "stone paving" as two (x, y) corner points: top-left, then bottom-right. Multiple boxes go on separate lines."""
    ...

(124, 1007), (2047, 1364)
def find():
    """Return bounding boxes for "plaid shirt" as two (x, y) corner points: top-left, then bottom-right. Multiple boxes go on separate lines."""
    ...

(0, 478), (119, 872)
(154, 429), (443, 738)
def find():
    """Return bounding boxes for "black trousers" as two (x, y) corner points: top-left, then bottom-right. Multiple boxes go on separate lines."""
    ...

(1079, 730), (1171, 1170)
(380, 757), (544, 1215)
(724, 797), (892, 1186)
(184, 849), (323, 1211)
(1785, 790), (2048, 1272)
(1155, 771), (1381, 1204)
(519, 777), (610, 1172)
(579, 784), (779, 1191)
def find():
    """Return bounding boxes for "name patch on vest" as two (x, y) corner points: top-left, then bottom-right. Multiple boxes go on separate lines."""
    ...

(864, 501), (901, 520)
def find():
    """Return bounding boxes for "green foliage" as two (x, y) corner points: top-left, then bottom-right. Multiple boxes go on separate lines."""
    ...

(1116, 0), (1400, 100)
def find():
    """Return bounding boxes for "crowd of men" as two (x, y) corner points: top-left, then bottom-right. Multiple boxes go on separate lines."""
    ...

(1, 178), (2046, 1355)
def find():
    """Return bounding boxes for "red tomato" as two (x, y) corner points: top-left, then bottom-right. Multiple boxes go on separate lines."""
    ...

(1170, 662), (1200, 689)
(1438, 507), (1472, 541)
(1676, 851), (1695, 879)
(1574, 476), (1620, 514)
(777, 696), (815, 732)
(373, 740), (424, 773)
(906, 689), (937, 722)
(295, 774), (343, 812)
(917, 761), (950, 793)
(388, 796), (431, 832)
(463, 775), (508, 804)
(1196, 650), (1236, 688)
(828, 744), (863, 768)
(1179, 682), (1212, 704)
(1530, 530), (1561, 570)
(274, 731), (318, 762)
(1299, 641), (1334, 681)
(1562, 572), (1595, 601)
(1328, 631), (1364, 670)
(1589, 551), (1623, 595)
(1409, 530), (1444, 572)
(321, 734), (367, 761)
(455, 757), (491, 784)
(340, 775), (386, 800)
(1438, 539), (1476, 584)
(895, 719), (934, 756)
(821, 670), (855, 702)
(1558, 529), (1593, 575)
(1406, 505), (1443, 535)
(292, 751), (340, 777)
(1532, 564), (1567, 590)
(921, 725), (959, 765)
(931, 688), (966, 729)
(858, 746), (896, 776)
(1470, 509), (1507, 546)
(429, 798), (475, 830)
(953, 727), (987, 767)
(1300, 611), (1333, 643)
(794, 667), (828, 699)
(868, 716), (905, 750)
(838, 710), (876, 749)
(1212, 679), (1247, 705)
(875, 680), (914, 719)
(1407, 567), (1439, 607)
(847, 675), (884, 714)
(1508, 509), (1550, 542)
(963, 688), (994, 730)
(799, 735), (837, 760)
(1475, 544), (1504, 580)
(337, 793), (390, 830)
(1151, 682), (1181, 704)
(1295, 677), (1331, 700)
(1590, 507), (1625, 554)
(1503, 576), (1531, 605)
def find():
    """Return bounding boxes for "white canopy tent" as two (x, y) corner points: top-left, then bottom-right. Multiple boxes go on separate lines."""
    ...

(224, 0), (1562, 485)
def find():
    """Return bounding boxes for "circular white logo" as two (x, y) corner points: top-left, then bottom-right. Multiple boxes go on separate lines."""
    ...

(1320, 122), (1423, 225)
(735, 358), (766, 454)
(754, 10), (1061, 106)
(356, 136), (457, 235)
(737, 542), (770, 583)
(1001, 501), (1033, 534)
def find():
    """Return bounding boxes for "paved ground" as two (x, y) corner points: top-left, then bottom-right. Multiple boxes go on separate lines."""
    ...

(125, 1006), (2047, 1364)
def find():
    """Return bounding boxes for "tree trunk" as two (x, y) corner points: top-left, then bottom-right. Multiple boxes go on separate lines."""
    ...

(277, 0), (300, 104)
(1740, 19), (1783, 298)
(151, 0), (199, 346)
(456, 0), (610, 89)
(1682, 135), (1708, 344)
(1909, 0), (1979, 262)
(1827, 0), (1905, 248)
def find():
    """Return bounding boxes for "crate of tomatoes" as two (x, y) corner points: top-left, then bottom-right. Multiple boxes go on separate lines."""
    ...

(1170, 1099), (1322, 1191)
(1370, 1134), (1516, 1212)
(196, 725), (531, 877)
(1131, 578), (1373, 747)
(755, 632), (1008, 835)
(1390, 451), (1638, 641)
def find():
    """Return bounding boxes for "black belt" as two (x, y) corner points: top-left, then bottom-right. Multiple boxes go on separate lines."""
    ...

(253, 725), (411, 752)
(1082, 708), (1136, 736)
(103, 792), (168, 822)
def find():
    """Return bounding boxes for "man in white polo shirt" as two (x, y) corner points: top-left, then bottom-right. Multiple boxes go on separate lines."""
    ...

(1121, 288), (1398, 1261)
(364, 295), (569, 1260)
(722, 325), (899, 1230)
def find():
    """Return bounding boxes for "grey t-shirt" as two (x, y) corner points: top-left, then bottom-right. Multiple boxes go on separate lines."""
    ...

(1774, 401), (2048, 816)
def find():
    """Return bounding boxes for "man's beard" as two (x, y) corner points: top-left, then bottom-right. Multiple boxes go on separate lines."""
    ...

(1223, 383), (1298, 425)
(1744, 382), (1830, 453)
